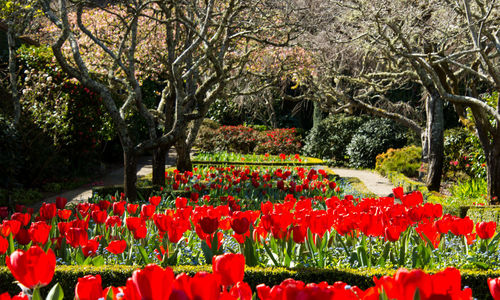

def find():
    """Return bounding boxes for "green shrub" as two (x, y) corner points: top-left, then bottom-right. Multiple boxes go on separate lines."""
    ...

(0, 266), (497, 299)
(375, 146), (422, 177)
(347, 119), (407, 168)
(466, 206), (500, 230)
(302, 114), (366, 164)
(0, 115), (21, 189)
(444, 127), (486, 179)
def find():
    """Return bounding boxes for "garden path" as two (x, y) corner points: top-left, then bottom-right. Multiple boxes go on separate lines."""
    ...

(38, 149), (177, 209)
(331, 168), (395, 197)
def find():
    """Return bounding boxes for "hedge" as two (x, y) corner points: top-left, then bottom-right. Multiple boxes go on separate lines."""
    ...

(1, 265), (498, 299)
(192, 157), (325, 167)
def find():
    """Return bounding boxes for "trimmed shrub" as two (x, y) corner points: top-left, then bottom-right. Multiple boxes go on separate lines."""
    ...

(347, 119), (407, 168)
(302, 114), (366, 163)
(376, 146), (422, 178)
(0, 266), (498, 300)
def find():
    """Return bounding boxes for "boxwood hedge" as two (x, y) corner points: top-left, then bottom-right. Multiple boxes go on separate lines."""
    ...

(0, 266), (498, 299)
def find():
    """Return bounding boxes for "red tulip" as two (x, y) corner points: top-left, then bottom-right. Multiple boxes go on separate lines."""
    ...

(106, 240), (127, 254)
(127, 203), (139, 215)
(0, 292), (28, 300)
(200, 216), (219, 235)
(112, 201), (126, 216)
(75, 274), (103, 300)
(126, 217), (145, 232)
(392, 186), (404, 199)
(28, 221), (51, 245)
(15, 228), (31, 245)
(105, 216), (122, 229)
(291, 225), (306, 244)
(6, 246), (56, 289)
(489, 277), (500, 300)
(0, 207), (8, 219)
(384, 225), (402, 242)
(40, 203), (57, 220)
(450, 217), (474, 236)
(176, 197), (188, 209)
(394, 268), (432, 299)
(476, 221), (496, 240)
(133, 225), (147, 240)
(11, 213), (30, 227)
(82, 238), (100, 257)
(65, 227), (89, 248)
(168, 218), (190, 243)
(229, 281), (252, 300)
(190, 272), (220, 300)
(91, 210), (107, 224)
(212, 253), (245, 287)
(130, 264), (174, 300)
(97, 200), (111, 211)
(0, 236), (8, 254)
(231, 214), (250, 235)
(1, 219), (21, 237)
(140, 204), (155, 220)
(55, 197), (68, 209)
(57, 209), (72, 220)
(149, 196), (162, 207)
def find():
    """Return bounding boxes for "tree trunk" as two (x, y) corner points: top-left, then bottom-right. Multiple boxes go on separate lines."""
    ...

(123, 148), (137, 201)
(424, 89), (444, 191)
(486, 145), (500, 204)
(175, 135), (192, 172)
(152, 145), (170, 186)
(312, 101), (323, 128)
(7, 20), (20, 126)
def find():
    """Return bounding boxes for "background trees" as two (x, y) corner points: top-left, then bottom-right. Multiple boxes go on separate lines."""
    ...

(39, 0), (297, 199)
(295, 0), (499, 202)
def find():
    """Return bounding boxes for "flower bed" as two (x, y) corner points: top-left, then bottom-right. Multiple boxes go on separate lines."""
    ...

(2, 165), (500, 299)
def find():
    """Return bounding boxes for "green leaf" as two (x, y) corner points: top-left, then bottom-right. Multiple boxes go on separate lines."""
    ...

(201, 241), (214, 265)
(106, 287), (115, 300)
(243, 237), (258, 267)
(137, 245), (151, 265)
(75, 248), (84, 265)
(8, 233), (15, 255)
(83, 255), (92, 266)
(262, 238), (280, 267)
(92, 256), (104, 267)
(32, 287), (43, 300)
(46, 283), (64, 300)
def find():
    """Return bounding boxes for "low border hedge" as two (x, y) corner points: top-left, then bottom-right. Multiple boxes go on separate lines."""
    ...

(192, 157), (324, 167)
(0, 266), (498, 299)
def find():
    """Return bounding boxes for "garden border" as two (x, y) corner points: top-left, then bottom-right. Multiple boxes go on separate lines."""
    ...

(0, 266), (497, 299)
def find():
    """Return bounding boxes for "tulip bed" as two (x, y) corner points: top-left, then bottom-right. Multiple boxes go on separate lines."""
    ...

(1, 162), (500, 299)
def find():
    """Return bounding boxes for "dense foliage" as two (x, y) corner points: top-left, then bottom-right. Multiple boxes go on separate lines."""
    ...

(347, 119), (407, 168)
(376, 146), (422, 178)
(302, 114), (366, 164)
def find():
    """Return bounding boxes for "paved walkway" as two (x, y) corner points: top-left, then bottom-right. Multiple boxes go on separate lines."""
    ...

(331, 168), (394, 197)
(39, 150), (177, 208)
